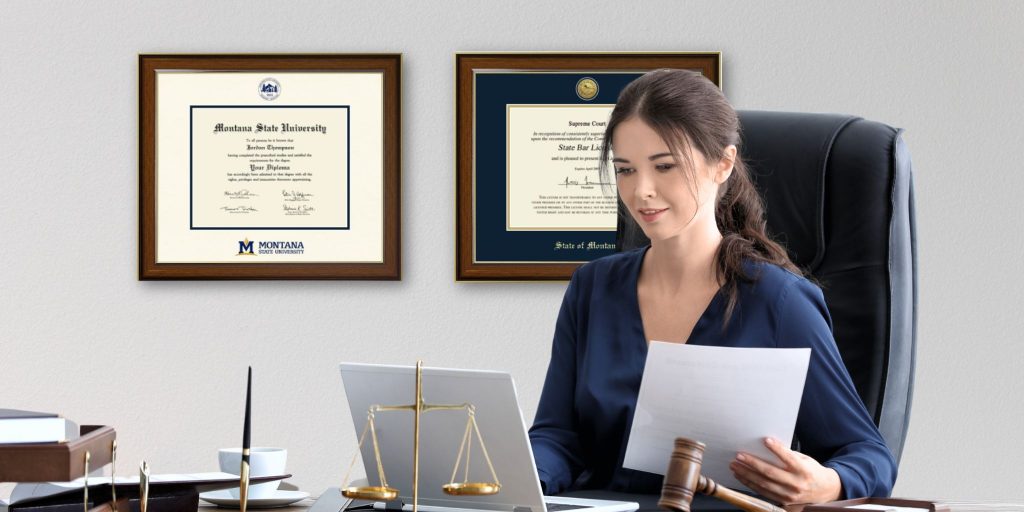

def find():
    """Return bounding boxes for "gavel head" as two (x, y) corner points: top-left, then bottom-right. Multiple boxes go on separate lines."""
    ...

(658, 437), (706, 512)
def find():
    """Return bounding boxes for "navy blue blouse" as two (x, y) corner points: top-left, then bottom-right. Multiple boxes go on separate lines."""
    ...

(528, 247), (896, 499)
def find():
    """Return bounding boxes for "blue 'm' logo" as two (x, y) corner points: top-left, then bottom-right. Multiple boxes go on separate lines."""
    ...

(237, 238), (255, 255)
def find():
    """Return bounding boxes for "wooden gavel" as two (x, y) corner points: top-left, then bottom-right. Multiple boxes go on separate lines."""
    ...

(659, 437), (785, 512)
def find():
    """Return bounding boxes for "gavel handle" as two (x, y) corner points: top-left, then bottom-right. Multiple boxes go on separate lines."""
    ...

(697, 476), (786, 512)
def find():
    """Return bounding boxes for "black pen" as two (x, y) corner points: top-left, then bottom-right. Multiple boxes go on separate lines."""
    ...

(240, 366), (252, 512)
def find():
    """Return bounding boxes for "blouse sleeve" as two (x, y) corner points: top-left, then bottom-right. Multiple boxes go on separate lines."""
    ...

(528, 273), (585, 495)
(774, 277), (898, 499)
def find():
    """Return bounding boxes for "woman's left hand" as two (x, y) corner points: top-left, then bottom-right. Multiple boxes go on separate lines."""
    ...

(729, 437), (842, 505)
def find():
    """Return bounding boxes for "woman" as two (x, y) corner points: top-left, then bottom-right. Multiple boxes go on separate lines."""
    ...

(527, 69), (896, 505)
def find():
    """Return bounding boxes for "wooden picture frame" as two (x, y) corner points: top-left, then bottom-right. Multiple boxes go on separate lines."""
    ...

(455, 52), (721, 281)
(140, 54), (401, 279)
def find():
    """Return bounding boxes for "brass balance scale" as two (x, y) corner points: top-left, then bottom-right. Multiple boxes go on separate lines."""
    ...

(340, 361), (502, 512)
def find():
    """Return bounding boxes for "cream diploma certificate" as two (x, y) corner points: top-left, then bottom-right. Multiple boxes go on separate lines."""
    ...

(506, 105), (616, 231)
(155, 72), (384, 263)
(191, 106), (348, 229)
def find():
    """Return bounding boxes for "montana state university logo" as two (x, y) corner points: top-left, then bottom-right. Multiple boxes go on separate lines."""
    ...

(236, 238), (305, 256)
(259, 78), (281, 101)
(237, 238), (256, 256)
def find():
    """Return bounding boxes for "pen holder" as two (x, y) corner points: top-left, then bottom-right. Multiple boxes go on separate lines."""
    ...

(0, 426), (116, 482)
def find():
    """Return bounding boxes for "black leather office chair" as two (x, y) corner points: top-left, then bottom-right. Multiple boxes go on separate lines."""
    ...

(616, 111), (917, 465)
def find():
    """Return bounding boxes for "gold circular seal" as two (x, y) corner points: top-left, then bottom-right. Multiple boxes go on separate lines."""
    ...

(576, 77), (599, 101)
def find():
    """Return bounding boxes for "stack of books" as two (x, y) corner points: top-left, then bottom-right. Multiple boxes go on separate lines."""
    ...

(0, 409), (79, 444)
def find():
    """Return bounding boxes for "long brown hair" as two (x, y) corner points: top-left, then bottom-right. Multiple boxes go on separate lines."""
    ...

(599, 69), (802, 324)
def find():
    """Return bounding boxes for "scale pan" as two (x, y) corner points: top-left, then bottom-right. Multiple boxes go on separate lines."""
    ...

(342, 486), (400, 501)
(442, 482), (501, 496)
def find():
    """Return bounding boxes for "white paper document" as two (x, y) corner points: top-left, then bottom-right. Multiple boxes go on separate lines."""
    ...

(623, 342), (811, 490)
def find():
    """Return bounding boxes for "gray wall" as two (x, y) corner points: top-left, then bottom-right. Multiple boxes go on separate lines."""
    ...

(2, 0), (1021, 501)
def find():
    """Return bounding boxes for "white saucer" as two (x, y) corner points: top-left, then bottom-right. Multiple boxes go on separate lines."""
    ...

(199, 490), (310, 509)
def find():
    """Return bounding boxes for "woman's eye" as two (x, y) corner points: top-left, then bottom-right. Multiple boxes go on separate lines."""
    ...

(655, 163), (676, 172)
(614, 167), (634, 175)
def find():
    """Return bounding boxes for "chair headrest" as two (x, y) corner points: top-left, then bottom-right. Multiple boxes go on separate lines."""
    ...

(736, 111), (859, 269)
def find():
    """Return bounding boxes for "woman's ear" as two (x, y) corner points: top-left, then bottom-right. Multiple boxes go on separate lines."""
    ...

(715, 145), (737, 184)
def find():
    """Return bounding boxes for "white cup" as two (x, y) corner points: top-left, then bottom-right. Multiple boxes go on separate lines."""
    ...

(218, 447), (287, 499)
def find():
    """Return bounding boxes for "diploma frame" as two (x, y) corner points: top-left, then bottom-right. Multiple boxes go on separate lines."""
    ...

(455, 52), (721, 281)
(140, 54), (401, 280)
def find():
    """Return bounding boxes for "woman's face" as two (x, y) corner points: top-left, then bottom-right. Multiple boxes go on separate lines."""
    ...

(611, 117), (733, 243)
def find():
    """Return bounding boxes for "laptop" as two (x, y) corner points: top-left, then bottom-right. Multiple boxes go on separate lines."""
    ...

(339, 363), (639, 512)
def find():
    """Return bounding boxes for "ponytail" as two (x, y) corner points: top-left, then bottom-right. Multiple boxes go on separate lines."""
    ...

(714, 158), (802, 324)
